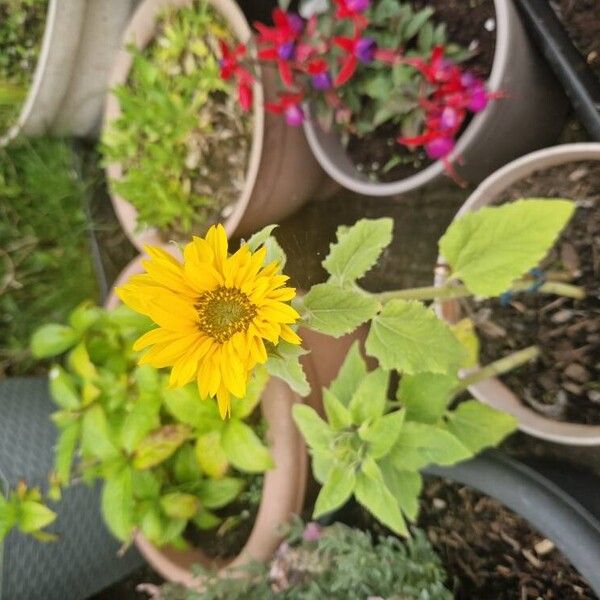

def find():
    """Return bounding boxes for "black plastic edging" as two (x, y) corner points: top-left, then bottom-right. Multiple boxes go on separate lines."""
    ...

(426, 451), (600, 595)
(515, 0), (600, 141)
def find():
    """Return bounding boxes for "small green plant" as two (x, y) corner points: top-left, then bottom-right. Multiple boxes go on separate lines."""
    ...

(158, 520), (451, 599)
(101, 0), (252, 241)
(0, 138), (98, 376)
(0, 303), (273, 547)
(0, 0), (48, 132)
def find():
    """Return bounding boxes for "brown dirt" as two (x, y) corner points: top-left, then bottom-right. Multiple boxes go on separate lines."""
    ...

(551, 0), (600, 81)
(419, 478), (596, 599)
(463, 161), (600, 425)
(348, 0), (496, 183)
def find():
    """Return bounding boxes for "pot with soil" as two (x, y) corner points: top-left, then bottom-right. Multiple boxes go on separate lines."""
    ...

(106, 253), (311, 587)
(102, 0), (327, 253)
(0, 0), (84, 145)
(302, 0), (568, 196)
(435, 143), (600, 445)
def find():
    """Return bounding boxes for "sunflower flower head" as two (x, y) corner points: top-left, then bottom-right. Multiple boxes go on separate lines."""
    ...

(116, 224), (301, 418)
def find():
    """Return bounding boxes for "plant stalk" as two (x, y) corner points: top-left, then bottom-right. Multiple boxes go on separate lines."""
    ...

(457, 345), (540, 389)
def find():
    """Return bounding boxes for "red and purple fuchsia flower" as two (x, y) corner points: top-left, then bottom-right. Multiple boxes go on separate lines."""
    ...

(218, 40), (253, 111)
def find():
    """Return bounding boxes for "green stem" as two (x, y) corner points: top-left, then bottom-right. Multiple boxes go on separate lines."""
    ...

(457, 345), (540, 389)
(376, 279), (585, 303)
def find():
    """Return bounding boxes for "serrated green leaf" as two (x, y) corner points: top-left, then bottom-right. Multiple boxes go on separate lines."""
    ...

(445, 400), (517, 453)
(349, 368), (389, 424)
(293, 404), (334, 454)
(18, 501), (56, 534)
(48, 365), (81, 410)
(398, 372), (458, 424)
(389, 422), (471, 471)
(451, 318), (480, 368)
(198, 477), (245, 509)
(304, 283), (380, 338)
(439, 199), (575, 297)
(355, 464), (407, 535)
(101, 467), (134, 540)
(323, 389), (352, 430)
(160, 493), (199, 520)
(312, 453), (333, 484)
(195, 431), (229, 479)
(82, 405), (119, 461)
(221, 421), (273, 473)
(264, 235), (287, 270)
(361, 409), (405, 459)
(323, 218), (393, 285)
(380, 459), (422, 522)
(54, 420), (81, 484)
(313, 463), (356, 518)
(329, 341), (367, 406)
(133, 425), (191, 470)
(245, 224), (278, 252)
(366, 300), (466, 374)
(266, 346), (309, 397)
(231, 367), (269, 419)
(31, 324), (79, 358)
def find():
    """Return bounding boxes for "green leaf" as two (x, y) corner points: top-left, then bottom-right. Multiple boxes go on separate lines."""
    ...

(164, 384), (220, 430)
(69, 302), (103, 333)
(245, 224), (278, 252)
(132, 470), (161, 499)
(198, 477), (245, 509)
(133, 425), (191, 470)
(54, 420), (81, 484)
(120, 394), (161, 454)
(292, 404), (334, 454)
(68, 342), (97, 381)
(48, 365), (81, 410)
(355, 462), (407, 535)
(312, 453), (333, 484)
(313, 463), (356, 518)
(445, 400), (517, 453)
(349, 368), (389, 424)
(303, 283), (380, 338)
(380, 459), (422, 522)
(195, 432), (229, 479)
(160, 493), (199, 520)
(140, 506), (165, 543)
(193, 509), (222, 530)
(221, 421), (273, 473)
(397, 372), (458, 424)
(18, 501), (56, 533)
(0, 495), (16, 540)
(101, 467), (134, 540)
(439, 199), (575, 297)
(266, 343), (310, 397)
(328, 341), (367, 406)
(81, 405), (119, 460)
(366, 300), (466, 374)
(322, 218), (393, 285)
(264, 235), (287, 270)
(31, 324), (79, 358)
(323, 389), (352, 430)
(389, 422), (472, 471)
(451, 318), (480, 368)
(403, 7), (435, 40)
(361, 409), (405, 459)
(133, 365), (160, 393)
(231, 367), (269, 419)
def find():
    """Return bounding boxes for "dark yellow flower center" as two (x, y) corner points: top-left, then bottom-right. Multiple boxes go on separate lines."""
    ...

(195, 286), (257, 343)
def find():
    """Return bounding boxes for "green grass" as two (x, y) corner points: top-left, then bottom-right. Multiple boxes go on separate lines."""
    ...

(0, 138), (98, 376)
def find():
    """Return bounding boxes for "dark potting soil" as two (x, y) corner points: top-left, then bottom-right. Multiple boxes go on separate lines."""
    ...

(463, 161), (600, 424)
(419, 478), (596, 599)
(347, 0), (496, 183)
(551, 0), (600, 81)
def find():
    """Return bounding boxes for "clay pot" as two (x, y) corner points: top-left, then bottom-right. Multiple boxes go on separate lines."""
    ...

(106, 253), (310, 586)
(103, 0), (327, 253)
(302, 0), (568, 196)
(434, 142), (600, 445)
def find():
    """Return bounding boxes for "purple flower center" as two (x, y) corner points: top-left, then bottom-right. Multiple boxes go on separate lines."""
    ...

(312, 71), (332, 90)
(285, 104), (305, 126)
(347, 0), (370, 12)
(425, 136), (455, 159)
(278, 42), (296, 61)
(356, 37), (377, 64)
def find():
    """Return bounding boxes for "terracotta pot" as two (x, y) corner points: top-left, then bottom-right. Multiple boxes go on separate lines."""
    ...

(103, 0), (328, 253)
(106, 254), (310, 587)
(0, 0), (86, 146)
(302, 0), (568, 196)
(434, 143), (600, 446)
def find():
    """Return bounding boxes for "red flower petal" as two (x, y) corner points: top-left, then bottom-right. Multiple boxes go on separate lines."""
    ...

(279, 60), (294, 87)
(258, 47), (279, 61)
(238, 83), (253, 111)
(334, 55), (358, 87)
(333, 36), (356, 53)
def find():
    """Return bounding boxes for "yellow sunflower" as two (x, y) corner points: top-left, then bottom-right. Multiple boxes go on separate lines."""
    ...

(117, 224), (301, 418)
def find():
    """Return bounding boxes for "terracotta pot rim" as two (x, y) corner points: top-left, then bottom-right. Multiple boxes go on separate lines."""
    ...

(434, 142), (600, 445)
(302, 0), (511, 196)
(103, 0), (265, 251)
(105, 254), (309, 587)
